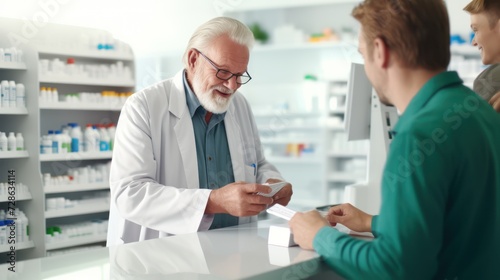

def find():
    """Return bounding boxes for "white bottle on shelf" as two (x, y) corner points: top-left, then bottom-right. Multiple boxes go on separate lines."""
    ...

(70, 123), (83, 153)
(1, 80), (9, 108)
(7, 132), (16, 151)
(52, 88), (59, 103)
(49, 130), (58, 154)
(99, 126), (110, 151)
(0, 48), (4, 62)
(0, 132), (7, 151)
(83, 124), (97, 152)
(54, 130), (65, 154)
(16, 49), (23, 63)
(16, 133), (24, 151)
(16, 83), (25, 108)
(9, 81), (16, 108)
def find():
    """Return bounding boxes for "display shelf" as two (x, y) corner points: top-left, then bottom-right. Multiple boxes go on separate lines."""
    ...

(327, 173), (362, 183)
(45, 234), (107, 251)
(39, 102), (123, 111)
(39, 151), (113, 162)
(39, 76), (135, 87)
(226, 0), (358, 12)
(253, 112), (323, 118)
(253, 41), (353, 52)
(37, 46), (133, 61)
(0, 192), (32, 202)
(0, 151), (29, 159)
(267, 156), (323, 164)
(450, 44), (480, 57)
(330, 107), (346, 114)
(261, 138), (321, 144)
(44, 182), (109, 194)
(0, 241), (35, 253)
(45, 202), (109, 218)
(0, 107), (29, 115)
(328, 151), (367, 158)
(0, 61), (27, 70)
(257, 124), (324, 131)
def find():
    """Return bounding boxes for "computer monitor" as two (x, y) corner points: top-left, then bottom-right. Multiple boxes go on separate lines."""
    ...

(344, 63), (373, 141)
(342, 63), (399, 215)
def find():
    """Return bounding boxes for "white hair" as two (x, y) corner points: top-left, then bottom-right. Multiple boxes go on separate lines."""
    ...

(182, 17), (255, 68)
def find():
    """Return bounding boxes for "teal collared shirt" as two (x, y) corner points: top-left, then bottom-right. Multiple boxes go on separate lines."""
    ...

(313, 71), (500, 279)
(182, 71), (238, 229)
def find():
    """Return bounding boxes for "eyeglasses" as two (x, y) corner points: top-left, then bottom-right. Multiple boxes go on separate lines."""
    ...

(195, 49), (252, 85)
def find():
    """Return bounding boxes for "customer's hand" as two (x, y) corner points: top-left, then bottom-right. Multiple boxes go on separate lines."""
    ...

(206, 182), (273, 216)
(289, 211), (329, 250)
(265, 178), (293, 206)
(327, 203), (373, 233)
(489, 91), (500, 112)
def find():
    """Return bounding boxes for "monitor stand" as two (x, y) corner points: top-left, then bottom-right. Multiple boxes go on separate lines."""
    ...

(344, 90), (399, 215)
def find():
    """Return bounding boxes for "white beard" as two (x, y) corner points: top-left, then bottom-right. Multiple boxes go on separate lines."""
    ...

(192, 74), (235, 114)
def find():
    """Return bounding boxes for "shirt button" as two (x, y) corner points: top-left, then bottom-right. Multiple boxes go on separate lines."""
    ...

(208, 156), (212, 161)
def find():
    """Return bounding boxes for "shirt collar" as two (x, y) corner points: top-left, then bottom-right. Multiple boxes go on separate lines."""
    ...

(394, 71), (463, 133)
(183, 70), (202, 118)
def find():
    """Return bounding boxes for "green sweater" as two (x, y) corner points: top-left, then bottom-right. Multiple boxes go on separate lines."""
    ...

(314, 71), (500, 279)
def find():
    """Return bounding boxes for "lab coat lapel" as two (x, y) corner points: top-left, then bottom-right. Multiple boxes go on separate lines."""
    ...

(225, 105), (245, 182)
(171, 71), (199, 189)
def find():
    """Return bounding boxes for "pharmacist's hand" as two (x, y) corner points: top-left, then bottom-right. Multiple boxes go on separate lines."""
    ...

(489, 91), (500, 112)
(327, 203), (373, 233)
(205, 182), (273, 217)
(289, 211), (329, 250)
(266, 178), (293, 206)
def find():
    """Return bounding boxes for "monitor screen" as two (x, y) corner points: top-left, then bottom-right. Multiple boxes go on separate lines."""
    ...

(344, 63), (373, 141)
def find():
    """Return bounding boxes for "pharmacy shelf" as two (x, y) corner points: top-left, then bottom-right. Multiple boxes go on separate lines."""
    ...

(0, 192), (32, 202)
(328, 173), (362, 183)
(39, 151), (113, 162)
(328, 151), (367, 158)
(45, 234), (107, 251)
(258, 124), (324, 131)
(227, 0), (358, 12)
(45, 202), (109, 218)
(327, 124), (346, 131)
(39, 76), (135, 87)
(0, 61), (27, 70)
(330, 107), (346, 114)
(37, 47), (133, 61)
(267, 156), (323, 164)
(0, 151), (29, 159)
(253, 41), (353, 52)
(39, 102), (123, 111)
(253, 112), (323, 118)
(0, 241), (35, 253)
(261, 138), (321, 144)
(450, 45), (480, 57)
(0, 107), (29, 115)
(44, 183), (109, 194)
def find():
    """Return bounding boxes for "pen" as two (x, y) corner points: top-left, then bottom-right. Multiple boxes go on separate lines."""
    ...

(251, 163), (256, 176)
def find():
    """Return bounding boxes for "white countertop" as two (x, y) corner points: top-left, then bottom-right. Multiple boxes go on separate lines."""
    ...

(0, 219), (344, 279)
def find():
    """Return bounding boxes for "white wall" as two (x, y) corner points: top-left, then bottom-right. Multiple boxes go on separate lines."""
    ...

(447, 0), (474, 38)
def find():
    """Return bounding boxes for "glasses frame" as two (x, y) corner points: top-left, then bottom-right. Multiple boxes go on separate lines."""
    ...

(195, 49), (252, 85)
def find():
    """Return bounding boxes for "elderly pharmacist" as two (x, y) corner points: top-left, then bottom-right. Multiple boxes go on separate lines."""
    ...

(107, 17), (292, 245)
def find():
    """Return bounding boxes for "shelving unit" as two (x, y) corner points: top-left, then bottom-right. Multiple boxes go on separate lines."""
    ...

(0, 19), (45, 263)
(45, 234), (107, 251)
(38, 31), (134, 253)
(0, 18), (135, 259)
(224, 1), (365, 209)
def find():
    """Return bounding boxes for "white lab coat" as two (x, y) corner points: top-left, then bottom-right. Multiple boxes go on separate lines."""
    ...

(107, 70), (283, 246)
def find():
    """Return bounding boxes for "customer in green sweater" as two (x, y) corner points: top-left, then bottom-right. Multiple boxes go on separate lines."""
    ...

(289, 0), (500, 279)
